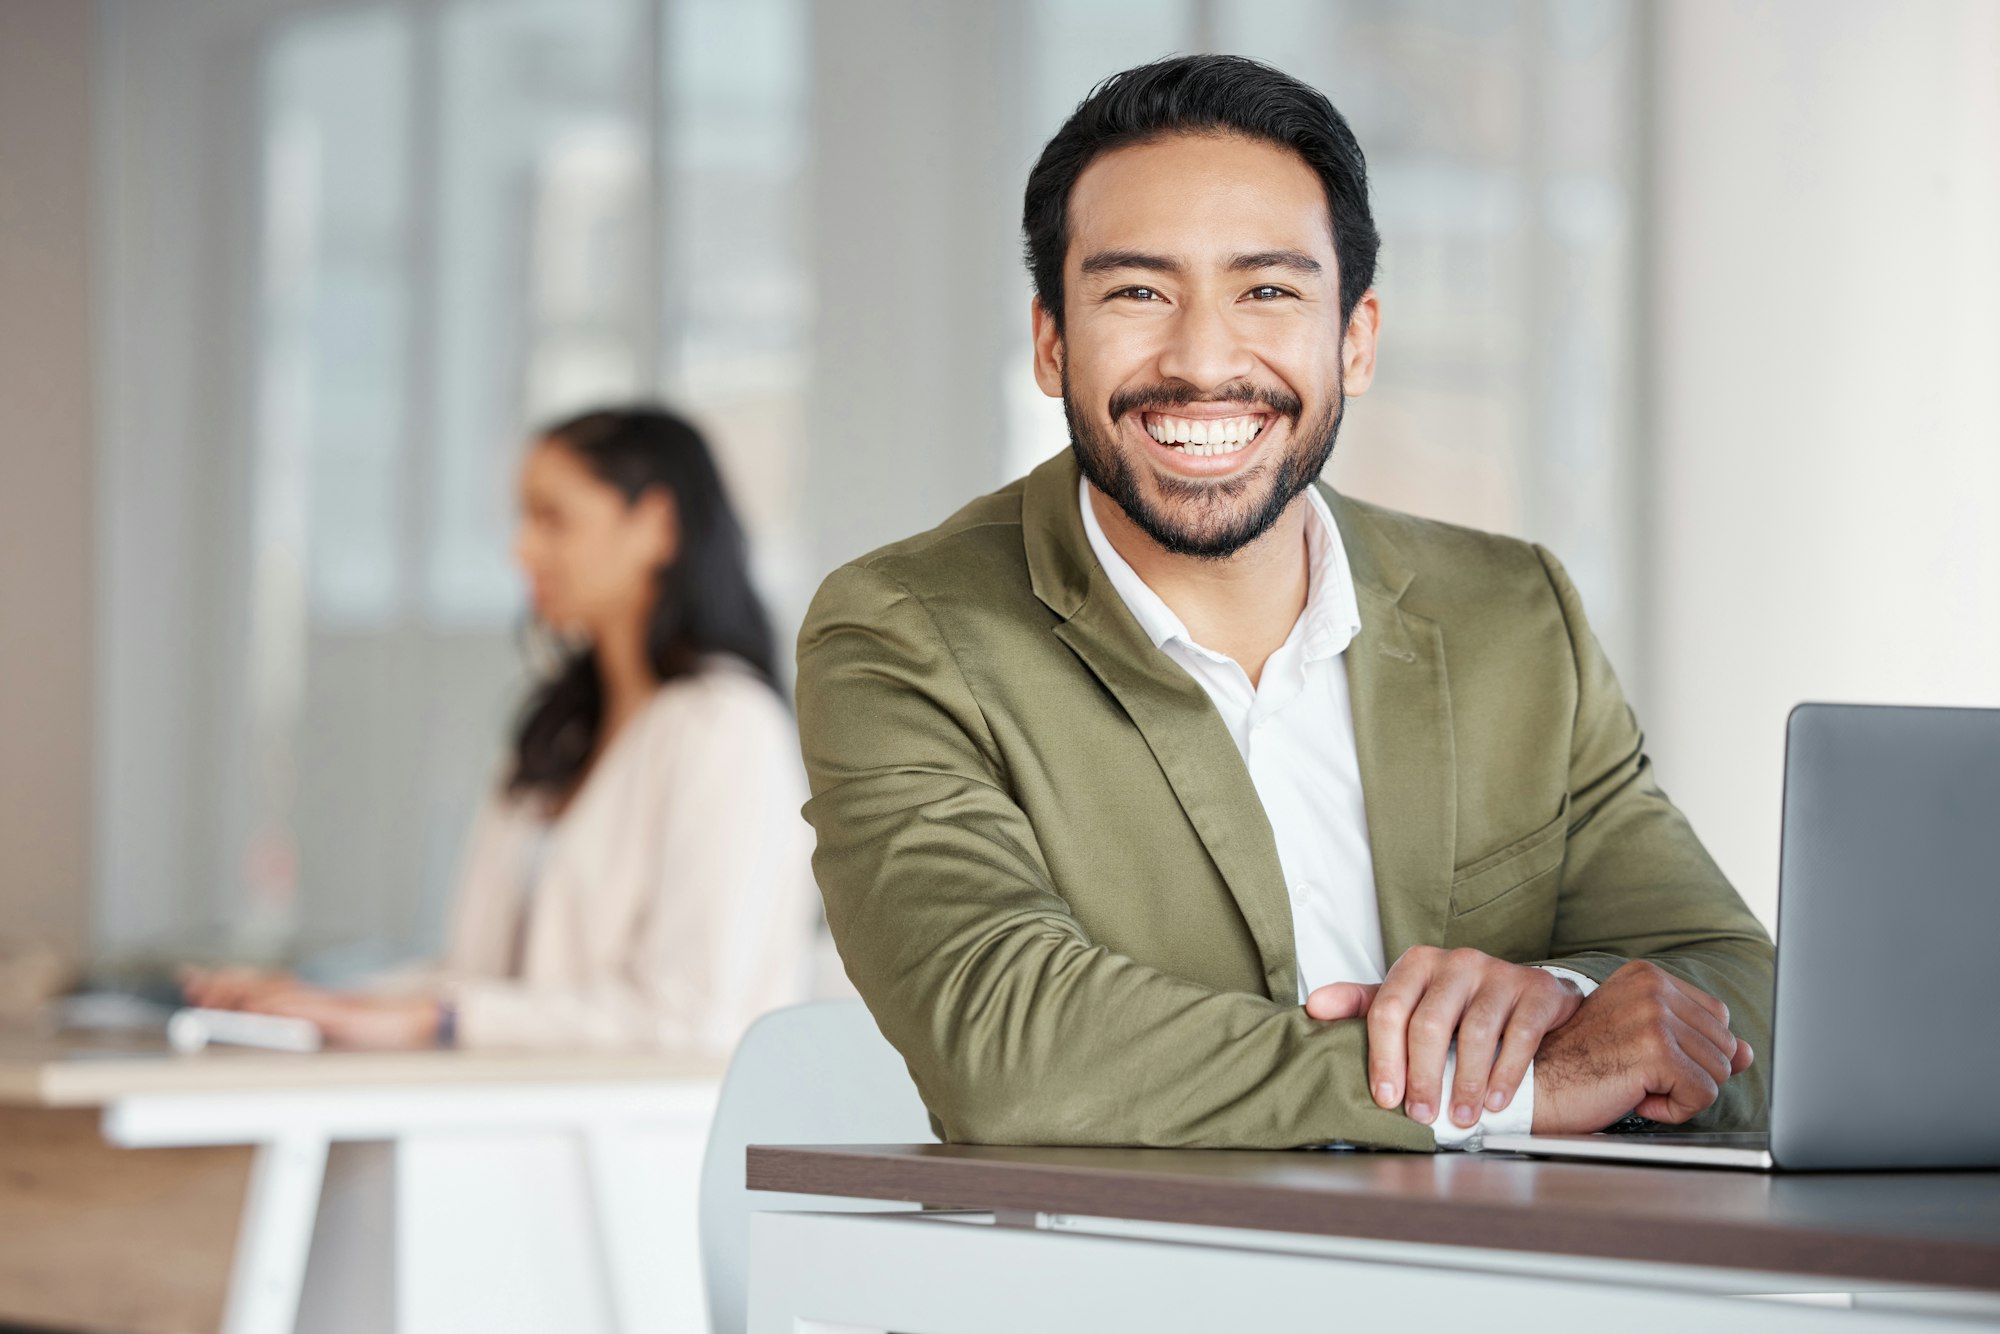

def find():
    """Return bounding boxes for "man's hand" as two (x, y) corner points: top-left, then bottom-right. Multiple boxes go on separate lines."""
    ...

(1532, 960), (1755, 1132)
(1305, 946), (1585, 1128)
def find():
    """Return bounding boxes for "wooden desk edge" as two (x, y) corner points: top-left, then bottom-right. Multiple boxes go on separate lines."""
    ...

(746, 1143), (2000, 1294)
(0, 1065), (56, 1105)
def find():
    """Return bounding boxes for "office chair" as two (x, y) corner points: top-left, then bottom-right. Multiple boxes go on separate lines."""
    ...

(696, 999), (934, 1334)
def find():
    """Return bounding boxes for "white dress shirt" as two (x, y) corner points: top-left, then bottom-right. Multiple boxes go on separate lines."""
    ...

(1079, 479), (1589, 1146)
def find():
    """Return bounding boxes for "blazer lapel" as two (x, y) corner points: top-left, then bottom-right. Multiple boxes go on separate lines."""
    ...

(1025, 455), (1299, 1001)
(1328, 488), (1457, 963)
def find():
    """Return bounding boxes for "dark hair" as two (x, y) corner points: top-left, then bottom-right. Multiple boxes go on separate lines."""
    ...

(1023, 54), (1379, 331)
(508, 405), (777, 796)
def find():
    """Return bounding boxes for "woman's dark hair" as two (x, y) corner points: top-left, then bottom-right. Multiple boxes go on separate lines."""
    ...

(1023, 53), (1380, 331)
(508, 405), (777, 796)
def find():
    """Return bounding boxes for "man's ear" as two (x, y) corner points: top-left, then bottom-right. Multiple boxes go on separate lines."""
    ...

(1031, 296), (1065, 397)
(1341, 289), (1381, 397)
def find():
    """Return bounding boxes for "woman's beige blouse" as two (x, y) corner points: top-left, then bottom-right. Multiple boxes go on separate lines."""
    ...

(438, 656), (817, 1055)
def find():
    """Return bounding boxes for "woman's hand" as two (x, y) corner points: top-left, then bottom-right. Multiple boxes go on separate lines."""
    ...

(180, 965), (300, 1011)
(246, 990), (444, 1050)
(183, 965), (442, 1048)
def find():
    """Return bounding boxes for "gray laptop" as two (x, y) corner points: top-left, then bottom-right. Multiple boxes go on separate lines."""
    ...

(1485, 702), (2000, 1171)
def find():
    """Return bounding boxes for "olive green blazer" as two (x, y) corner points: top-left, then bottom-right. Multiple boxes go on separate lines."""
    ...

(796, 451), (1773, 1151)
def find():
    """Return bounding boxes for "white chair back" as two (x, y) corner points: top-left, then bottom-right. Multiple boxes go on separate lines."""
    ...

(697, 999), (935, 1334)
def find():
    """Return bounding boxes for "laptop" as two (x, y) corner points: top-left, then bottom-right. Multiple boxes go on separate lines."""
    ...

(1484, 702), (2000, 1171)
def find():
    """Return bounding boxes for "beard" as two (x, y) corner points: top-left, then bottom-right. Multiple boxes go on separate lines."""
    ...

(1063, 364), (1345, 561)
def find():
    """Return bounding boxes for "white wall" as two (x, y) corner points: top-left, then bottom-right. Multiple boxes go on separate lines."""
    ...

(0, 0), (94, 966)
(1648, 0), (2000, 927)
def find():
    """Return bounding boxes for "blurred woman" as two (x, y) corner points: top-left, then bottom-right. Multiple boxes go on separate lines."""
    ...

(185, 406), (816, 1053)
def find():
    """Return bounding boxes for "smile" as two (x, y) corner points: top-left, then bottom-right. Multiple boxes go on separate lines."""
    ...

(1141, 412), (1267, 457)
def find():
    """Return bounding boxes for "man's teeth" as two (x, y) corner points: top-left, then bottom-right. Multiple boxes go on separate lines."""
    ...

(1142, 414), (1265, 456)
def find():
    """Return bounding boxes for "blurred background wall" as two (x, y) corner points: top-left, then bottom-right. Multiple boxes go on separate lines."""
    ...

(1, 0), (1995, 977)
(1647, 0), (2000, 921)
(0, 0), (94, 969)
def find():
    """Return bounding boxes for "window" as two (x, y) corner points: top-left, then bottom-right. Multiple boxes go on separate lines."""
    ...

(100, 0), (810, 964)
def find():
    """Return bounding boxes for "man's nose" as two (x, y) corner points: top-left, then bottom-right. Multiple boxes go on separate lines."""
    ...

(1154, 297), (1256, 392)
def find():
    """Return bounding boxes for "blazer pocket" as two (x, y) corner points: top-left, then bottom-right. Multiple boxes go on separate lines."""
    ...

(1450, 808), (1567, 916)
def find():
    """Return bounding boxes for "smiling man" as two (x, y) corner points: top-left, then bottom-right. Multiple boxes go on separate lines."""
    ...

(797, 55), (1772, 1150)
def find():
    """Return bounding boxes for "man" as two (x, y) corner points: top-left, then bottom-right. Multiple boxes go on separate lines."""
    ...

(797, 54), (1770, 1150)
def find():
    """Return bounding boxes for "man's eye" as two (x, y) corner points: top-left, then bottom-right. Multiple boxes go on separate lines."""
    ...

(1116, 287), (1163, 302)
(1248, 285), (1294, 300)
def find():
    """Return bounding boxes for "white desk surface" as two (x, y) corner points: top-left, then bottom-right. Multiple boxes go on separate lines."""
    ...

(0, 1027), (725, 1107)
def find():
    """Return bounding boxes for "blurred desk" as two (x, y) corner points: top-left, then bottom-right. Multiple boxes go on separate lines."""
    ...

(746, 1143), (2000, 1332)
(0, 1029), (723, 1334)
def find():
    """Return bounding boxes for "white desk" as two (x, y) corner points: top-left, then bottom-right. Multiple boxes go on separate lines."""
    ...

(746, 1143), (2000, 1333)
(0, 1030), (722, 1334)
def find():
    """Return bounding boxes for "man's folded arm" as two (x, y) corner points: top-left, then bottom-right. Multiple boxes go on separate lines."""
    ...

(797, 562), (1432, 1150)
(1530, 545), (1776, 1129)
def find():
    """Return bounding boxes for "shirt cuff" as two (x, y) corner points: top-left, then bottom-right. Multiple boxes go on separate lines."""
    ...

(1536, 964), (1600, 997)
(1424, 970), (1594, 1147)
(1426, 1044), (1535, 1148)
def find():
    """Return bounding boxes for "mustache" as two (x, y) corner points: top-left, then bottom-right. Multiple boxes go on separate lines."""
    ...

(1106, 379), (1304, 425)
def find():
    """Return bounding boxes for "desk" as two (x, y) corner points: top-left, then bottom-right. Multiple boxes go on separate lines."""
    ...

(0, 1030), (722, 1334)
(746, 1143), (2000, 1332)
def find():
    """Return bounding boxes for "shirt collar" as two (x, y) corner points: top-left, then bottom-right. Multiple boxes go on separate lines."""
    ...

(1077, 475), (1363, 664)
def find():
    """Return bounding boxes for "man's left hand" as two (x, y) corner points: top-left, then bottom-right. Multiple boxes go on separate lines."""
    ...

(1304, 947), (1584, 1128)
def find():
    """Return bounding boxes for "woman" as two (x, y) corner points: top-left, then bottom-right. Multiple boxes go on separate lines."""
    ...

(185, 406), (816, 1053)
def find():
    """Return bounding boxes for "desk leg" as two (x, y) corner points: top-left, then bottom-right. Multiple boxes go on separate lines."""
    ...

(221, 1134), (329, 1334)
(577, 1126), (673, 1334)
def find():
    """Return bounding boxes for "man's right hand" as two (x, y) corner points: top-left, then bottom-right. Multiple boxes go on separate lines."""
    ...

(1532, 960), (1755, 1133)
